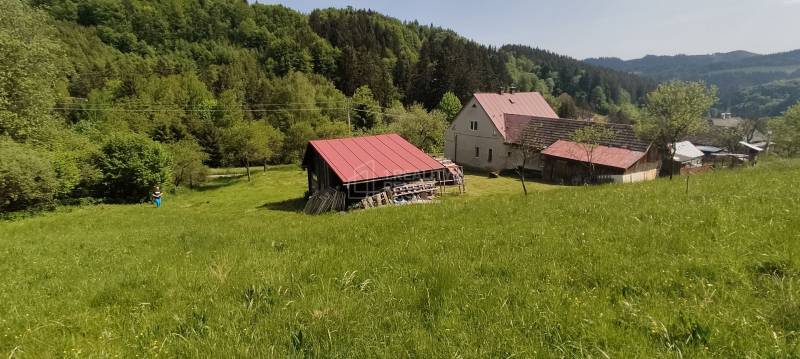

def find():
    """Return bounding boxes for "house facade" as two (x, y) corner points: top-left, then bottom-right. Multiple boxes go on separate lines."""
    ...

(444, 91), (559, 172)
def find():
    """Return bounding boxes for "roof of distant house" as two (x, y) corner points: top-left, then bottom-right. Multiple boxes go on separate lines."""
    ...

(473, 92), (558, 139)
(541, 140), (647, 170)
(303, 134), (445, 184)
(695, 145), (724, 153)
(739, 141), (764, 152)
(509, 115), (650, 152)
(672, 141), (705, 162)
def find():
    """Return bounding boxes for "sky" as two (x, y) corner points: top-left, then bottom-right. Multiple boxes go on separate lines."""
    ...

(261, 0), (800, 60)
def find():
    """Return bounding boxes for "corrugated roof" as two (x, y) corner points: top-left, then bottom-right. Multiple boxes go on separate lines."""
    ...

(695, 145), (724, 153)
(541, 140), (647, 170)
(304, 134), (445, 184)
(739, 141), (764, 152)
(672, 141), (705, 162)
(510, 115), (651, 152)
(474, 92), (558, 139)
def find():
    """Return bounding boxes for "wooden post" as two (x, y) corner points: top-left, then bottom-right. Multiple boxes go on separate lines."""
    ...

(685, 175), (690, 196)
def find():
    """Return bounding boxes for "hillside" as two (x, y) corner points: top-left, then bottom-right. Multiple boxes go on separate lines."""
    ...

(24, 1), (653, 145)
(585, 50), (800, 117)
(1, 162), (799, 356)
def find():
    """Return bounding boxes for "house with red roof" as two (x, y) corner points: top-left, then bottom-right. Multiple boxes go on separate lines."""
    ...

(302, 133), (448, 200)
(445, 91), (660, 183)
(444, 91), (560, 171)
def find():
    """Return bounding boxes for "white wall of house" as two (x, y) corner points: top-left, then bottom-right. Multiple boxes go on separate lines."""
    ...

(444, 98), (539, 171)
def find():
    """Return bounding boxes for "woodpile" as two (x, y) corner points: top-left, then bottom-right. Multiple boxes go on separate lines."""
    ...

(359, 191), (394, 209)
(304, 189), (347, 215)
(358, 181), (439, 210)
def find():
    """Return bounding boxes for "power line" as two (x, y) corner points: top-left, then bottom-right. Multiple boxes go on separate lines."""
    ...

(51, 107), (346, 113)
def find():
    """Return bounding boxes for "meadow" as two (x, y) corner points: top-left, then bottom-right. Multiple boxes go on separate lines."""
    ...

(1, 162), (799, 357)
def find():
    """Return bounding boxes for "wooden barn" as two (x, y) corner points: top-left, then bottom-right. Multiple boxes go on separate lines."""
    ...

(302, 134), (448, 202)
(505, 116), (660, 184)
(540, 140), (660, 184)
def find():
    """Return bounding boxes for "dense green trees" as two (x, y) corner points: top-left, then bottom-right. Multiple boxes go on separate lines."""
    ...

(0, 139), (61, 212)
(0, 0), (68, 142)
(93, 134), (172, 201)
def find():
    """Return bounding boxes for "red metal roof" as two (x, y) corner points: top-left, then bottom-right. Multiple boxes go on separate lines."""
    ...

(541, 140), (647, 170)
(306, 134), (445, 184)
(474, 92), (559, 139)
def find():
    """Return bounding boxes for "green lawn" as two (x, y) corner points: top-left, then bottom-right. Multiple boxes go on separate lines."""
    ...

(1, 163), (799, 357)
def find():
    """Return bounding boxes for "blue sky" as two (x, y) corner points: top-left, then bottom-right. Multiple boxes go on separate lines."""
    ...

(260, 0), (800, 60)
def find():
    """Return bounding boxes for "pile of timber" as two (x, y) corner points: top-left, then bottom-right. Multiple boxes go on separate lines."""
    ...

(392, 181), (438, 198)
(304, 189), (347, 215)
(359, 191), (393, 209)
(359, 181), (439, 210)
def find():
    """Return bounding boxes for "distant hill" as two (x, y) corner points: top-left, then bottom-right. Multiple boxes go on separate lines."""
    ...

(585, 50), (800, 117)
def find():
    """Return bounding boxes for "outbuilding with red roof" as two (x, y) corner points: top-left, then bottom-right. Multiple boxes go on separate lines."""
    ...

(302, 133), (447, 200)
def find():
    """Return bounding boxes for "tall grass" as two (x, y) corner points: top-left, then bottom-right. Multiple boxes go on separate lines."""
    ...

(0, 163), (798, 357)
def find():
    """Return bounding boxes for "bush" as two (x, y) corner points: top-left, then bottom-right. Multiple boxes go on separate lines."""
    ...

(0, 139), (60, 212)
(168, 139), (209, 189)
(94, 134), (172, 202)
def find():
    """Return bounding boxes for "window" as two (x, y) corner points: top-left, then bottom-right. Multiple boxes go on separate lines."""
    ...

(488, 149), (493, 163)
(508, 152), (512, 157)
(469, 121), (478, 131)
(475, 147), (480, 158)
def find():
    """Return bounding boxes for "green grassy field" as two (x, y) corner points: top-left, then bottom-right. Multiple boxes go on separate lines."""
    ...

(1, 163), (799, 357)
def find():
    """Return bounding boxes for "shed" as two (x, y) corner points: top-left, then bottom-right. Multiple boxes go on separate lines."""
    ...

(302, 134), (447, 201)
(540, 140), (660, 184)
(672, 141), (704, 163)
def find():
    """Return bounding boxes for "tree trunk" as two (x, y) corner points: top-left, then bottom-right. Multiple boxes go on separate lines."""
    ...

(245, 157), (251, 182)
(263, 159), (268, 173)
(519, 153), (528, 196)
(669, 147), (677, 180)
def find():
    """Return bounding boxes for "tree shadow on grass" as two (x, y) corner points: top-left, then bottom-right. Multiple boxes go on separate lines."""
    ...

(260, 197), (306, 213)
(195, 177), (242, 192)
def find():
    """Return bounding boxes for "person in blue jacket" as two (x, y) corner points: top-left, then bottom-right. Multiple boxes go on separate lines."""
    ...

(152, 186), (162, 208)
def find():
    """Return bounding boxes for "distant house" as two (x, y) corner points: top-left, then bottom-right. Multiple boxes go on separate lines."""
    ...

(667, 141), (708, 175)
(302, 134), (447, 201)
(444, 91), (559, 171)
(671, 141), (705, 167)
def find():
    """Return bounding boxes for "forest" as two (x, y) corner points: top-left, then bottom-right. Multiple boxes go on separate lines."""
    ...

(2, 0), (655, 212)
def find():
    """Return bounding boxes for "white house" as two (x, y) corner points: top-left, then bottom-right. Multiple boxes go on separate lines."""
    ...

(444, 91), (559, 171)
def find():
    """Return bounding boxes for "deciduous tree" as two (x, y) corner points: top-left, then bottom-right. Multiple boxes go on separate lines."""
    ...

(570, 125), (615, 183)
(636, 81), (717, 179)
